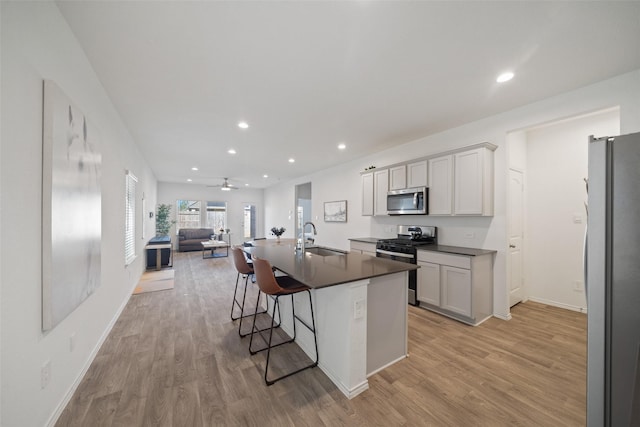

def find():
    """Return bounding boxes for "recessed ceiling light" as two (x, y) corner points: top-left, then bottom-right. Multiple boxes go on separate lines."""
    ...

(263, 174), (268, 178)
(288, 158), (295, 163)
(245, 183), (249, 187)
(338, 143), (346, 150)
(191, 167), (199, 171)
(187, 179), (192, 182)
(496, 72), (514, 83)
(238, 121), (249, 129)
(228, 149), (236, 154)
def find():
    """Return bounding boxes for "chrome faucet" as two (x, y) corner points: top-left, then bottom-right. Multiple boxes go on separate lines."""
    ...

(300, 221), (317, 253)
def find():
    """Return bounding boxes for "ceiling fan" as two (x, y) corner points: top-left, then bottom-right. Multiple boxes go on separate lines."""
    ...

(209, 177), (238, 191)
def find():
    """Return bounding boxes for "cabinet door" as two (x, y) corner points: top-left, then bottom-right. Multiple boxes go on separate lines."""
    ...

(417, 261), (440, 306)
(454, 149), (484, 215)
(374, 169), (389, 216)
(362, 172), (374, 216)
(407, 160), (428, 188)
(441, 266), (472, 317)
(428, 155), (453, 215)
(389, 165), (407, 190)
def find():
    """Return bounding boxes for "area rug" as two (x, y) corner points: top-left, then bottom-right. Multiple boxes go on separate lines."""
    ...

(133, 269), (175, 294)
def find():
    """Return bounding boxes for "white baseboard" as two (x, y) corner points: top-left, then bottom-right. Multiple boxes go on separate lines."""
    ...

(526, 296), (587, 314)
(46, 282), (139, 427)
(493, 312), (512, 321)
(367, 354), (407, 378)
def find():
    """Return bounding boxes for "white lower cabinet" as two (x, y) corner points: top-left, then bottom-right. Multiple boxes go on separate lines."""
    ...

(350, 241), (377, 257)
(416, 261), (440, 306)
(416, 250), (493, 326)
(440, 265), (472, 317)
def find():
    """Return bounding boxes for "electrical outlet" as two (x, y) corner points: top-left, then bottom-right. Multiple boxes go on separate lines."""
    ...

(41, 360), (51, 389)
(354, 299), (365, 319)
(574, 281), (584, 292)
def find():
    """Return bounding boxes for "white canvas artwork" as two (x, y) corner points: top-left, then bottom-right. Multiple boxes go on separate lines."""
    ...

(42, 80), (102, 331)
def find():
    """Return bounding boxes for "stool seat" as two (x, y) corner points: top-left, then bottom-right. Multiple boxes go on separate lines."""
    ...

(271, 275), (309, 294)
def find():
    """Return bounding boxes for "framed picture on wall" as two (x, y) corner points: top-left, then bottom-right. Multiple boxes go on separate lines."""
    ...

(324, 200), (347, 222)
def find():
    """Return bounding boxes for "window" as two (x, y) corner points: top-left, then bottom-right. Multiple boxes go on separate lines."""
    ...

(176, 200), (227, 233)
(206, 201), (227, 232)
(177, 200), (201, 231)
(125, 171), (138, 265)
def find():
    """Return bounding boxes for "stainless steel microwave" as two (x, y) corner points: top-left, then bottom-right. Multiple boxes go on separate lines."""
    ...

(387, 187), (428, 215)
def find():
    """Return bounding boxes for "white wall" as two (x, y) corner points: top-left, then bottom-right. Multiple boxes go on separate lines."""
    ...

(265, 69), (640, 321)
(157, 182), (265, 246)
(1, 3), (157, 426)
(524, 109), (619, 311)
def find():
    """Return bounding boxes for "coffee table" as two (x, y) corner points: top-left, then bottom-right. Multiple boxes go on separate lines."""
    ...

(201, 240), (229, 258)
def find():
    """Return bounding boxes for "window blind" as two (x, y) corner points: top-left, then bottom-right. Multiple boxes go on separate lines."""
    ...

(125, 171), (138, 265)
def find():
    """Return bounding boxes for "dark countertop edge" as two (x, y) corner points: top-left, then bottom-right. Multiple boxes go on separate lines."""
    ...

(348, 237), (380, 244)
(418, 245), (496, 257)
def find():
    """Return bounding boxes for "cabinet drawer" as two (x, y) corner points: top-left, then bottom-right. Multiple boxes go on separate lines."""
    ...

(350, 241), (377, 254)
(417, 251), (470, 269)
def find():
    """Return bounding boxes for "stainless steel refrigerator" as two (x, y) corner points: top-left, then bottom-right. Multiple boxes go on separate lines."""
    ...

(587, 131), (640, 426)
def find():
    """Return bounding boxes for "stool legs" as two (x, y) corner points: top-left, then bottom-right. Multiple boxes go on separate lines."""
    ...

(249, 290), (319, 386)
(231, 272), (270, 337)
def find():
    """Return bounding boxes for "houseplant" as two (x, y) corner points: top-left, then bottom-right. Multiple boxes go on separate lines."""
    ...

(156, 203), (176, 237)
(270, 226), (286, 243)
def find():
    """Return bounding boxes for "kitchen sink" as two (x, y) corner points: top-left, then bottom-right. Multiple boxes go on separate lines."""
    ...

(304, 246), (347, 257)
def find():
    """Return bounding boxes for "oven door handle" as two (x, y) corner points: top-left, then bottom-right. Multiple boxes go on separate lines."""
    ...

(376, 249), (414, 259)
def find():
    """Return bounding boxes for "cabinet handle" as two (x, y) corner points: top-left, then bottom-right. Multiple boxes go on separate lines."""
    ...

(509, 244), (516, 248)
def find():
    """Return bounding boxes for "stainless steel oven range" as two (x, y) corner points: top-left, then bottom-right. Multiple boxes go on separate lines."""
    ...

(376, 225), (437, 306)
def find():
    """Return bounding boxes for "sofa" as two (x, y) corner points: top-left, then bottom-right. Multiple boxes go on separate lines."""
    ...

(177, 228), (215, 252)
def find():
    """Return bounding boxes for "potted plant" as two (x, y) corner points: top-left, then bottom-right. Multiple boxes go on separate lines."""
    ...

(156, 203), (176, 237)
(270, 226), (286, 243)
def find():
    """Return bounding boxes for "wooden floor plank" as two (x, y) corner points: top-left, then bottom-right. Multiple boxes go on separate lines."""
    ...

(55, 252), (586, 426)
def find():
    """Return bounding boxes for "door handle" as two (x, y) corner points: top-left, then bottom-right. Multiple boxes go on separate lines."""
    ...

(509, 244), (516, 248)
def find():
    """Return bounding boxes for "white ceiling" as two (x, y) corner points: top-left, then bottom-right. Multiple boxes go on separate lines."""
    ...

(56, 1), (640, 189)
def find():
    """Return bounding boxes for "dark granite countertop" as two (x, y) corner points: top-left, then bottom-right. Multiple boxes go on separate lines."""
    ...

(348, 236), (496, 257)
(244, 239), (417, 289)
(348, 237), (380, 244)
(418, 245), (496, 257)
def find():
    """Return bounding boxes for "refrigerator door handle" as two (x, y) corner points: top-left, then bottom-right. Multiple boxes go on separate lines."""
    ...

(583, 227), (588, 300)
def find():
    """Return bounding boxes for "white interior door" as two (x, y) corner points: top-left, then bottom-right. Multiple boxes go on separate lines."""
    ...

(509, 168), (525, 306)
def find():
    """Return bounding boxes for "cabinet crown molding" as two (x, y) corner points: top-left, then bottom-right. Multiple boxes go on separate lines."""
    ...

(360, 142), (496, 175)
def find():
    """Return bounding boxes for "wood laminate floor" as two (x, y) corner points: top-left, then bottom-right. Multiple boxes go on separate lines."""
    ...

(56, 252), (586, 426)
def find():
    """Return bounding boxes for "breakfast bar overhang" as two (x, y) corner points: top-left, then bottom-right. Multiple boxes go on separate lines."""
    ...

(244, 240), (418, 398)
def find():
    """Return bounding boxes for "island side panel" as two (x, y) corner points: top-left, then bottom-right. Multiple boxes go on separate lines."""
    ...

(269, 279), (370, 399)
(314, 280), (369, 398)
(366, 271), (409, 376)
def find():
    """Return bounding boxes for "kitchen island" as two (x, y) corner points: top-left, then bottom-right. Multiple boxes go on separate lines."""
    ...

(244, 239), (417, 398)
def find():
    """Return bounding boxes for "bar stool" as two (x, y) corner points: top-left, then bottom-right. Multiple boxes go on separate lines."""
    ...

(230, 246), (269, 337)
(249, 256), (319, 386)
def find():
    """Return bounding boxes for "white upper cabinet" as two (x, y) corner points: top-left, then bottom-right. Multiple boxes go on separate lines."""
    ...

(428, 155), (453, 215)
(361, 172), (374, 216)
(373, 169), (389, 216)
(407, 160), (428, 188)
(359, 142), (495, 218)
(389, 165), (407, 190)
(454, 147), (494, 216)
